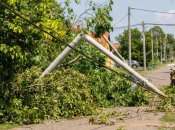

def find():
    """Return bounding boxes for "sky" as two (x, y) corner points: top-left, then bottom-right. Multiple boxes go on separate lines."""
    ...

(58, 0), (175, 43)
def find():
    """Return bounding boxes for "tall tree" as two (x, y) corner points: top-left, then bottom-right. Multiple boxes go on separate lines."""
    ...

(115, 28), (143, 65)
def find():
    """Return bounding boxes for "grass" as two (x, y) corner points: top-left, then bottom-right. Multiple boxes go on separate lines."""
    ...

(112, 61), (171, 77)
(0, 123), (20, 130)
(159, 112), (175, 130)
(138, 62), (171, 76)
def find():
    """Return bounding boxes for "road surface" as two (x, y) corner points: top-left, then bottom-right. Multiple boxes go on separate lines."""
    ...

(144, 63), (174, 87)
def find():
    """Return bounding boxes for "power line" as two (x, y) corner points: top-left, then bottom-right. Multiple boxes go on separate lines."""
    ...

(132, 7), (175, 14)
(114, 23), (175, 30)
(112, 13), (128, 27)
(114, 24), (142, 29)
(145, 23), (175, 26)
(130, 14), (140, 24)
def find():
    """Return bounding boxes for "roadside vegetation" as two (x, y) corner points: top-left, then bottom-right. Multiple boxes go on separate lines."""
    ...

(0, 0), (147, 126)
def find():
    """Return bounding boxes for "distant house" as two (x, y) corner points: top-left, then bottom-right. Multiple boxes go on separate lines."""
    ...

(111, 43), (121, 67)
(74, 26), (120, 67)
(89, 32), (112, 67)
(111, 43), (120, 51)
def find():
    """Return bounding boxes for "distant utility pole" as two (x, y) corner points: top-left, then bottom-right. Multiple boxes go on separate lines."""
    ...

(128, 6), (131, 67)
(156, 32), (159, 65)
(142, 21), (146, 71)
(166, 43), (167, 62)
(160, 34), (162, 64)
(171, 44), (173, 58)
(164, 39), (166, 62)
(151, 28), (154, 66)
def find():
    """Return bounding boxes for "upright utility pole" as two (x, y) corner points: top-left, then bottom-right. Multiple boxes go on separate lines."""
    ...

(171, 44), (173, 58)
(156, 32), (159, 65)
(151, 28), (154, 66)
(164, 39), (166, 62)
(128, 6), (131, 67)
(142, 21), (146, 71)
(160, 34), (162, 64)
(165, 44), (167, 62)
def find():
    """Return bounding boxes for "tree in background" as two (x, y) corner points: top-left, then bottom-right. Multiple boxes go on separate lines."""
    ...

(115, 26), (175, 66)
(167, 33), (175, 58)
(115, 28), (143, 65)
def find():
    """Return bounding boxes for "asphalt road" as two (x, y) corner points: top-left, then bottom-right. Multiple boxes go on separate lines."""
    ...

(144, 63), (175, 88)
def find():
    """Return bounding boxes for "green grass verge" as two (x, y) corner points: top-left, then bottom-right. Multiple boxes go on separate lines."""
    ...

(138, 62), (171, 76)
(0, 123), (20, 130)
(112, 61), (171, 77)
(159, 112), (175, 130)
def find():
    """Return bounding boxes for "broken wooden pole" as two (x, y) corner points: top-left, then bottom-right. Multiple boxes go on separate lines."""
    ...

(40, 34), (83, 78)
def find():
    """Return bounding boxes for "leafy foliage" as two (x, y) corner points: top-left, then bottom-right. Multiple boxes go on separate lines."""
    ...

(0, 0), (66, 89)
(156, 85), (175, 111)
(116, 28), (143, 64)
(116, 26), (174, 66)
(0, 66), (147, 124)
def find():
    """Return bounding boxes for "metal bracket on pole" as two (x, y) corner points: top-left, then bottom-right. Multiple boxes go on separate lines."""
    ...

(84, 34), (166, 98)
(40, 34), (83, 78)
(102, 35), (127, 64)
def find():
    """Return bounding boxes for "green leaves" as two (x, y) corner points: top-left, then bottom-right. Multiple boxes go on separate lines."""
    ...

(0, 65), (147, 124)
(75, 0), (80, 4)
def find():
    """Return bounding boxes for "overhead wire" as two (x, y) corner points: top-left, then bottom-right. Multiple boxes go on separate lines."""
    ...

(145, 23), (175, 26)
(114, 23), (142, 29)
(112, 13), (128, 27)
(130, 14), (140, 24)
(131, 8), (175, 15)
(113, 23), (175, 30)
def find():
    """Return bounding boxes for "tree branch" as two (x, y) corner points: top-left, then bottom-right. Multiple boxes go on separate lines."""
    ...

(63, 54), (81, 67)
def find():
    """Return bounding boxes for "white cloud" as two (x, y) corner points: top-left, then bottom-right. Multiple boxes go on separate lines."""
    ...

(155, 10), (175, 24)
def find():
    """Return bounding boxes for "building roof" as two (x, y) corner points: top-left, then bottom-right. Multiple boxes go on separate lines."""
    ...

(111, 43), (120, 50)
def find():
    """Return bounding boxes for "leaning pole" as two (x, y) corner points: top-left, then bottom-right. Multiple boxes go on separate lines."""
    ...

(40, 34), (83, 78)
(41, 33), (166, 98)
(84, 34), (166, 98)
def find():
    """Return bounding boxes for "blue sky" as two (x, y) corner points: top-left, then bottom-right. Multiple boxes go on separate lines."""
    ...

(58, 0), (175, 42)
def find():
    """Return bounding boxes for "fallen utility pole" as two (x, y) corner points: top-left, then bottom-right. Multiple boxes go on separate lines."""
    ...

(102, 35), (127, 64)
(40, 34), (83, 78)
(41, 33), (166, 98)
(84, 34), (166, 98)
